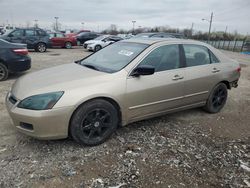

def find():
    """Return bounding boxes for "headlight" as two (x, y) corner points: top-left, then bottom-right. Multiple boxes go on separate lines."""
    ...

(17, 91), (64, 110)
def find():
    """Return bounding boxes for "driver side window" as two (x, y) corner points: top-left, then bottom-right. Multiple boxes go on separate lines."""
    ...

(139, 44), (180, 72)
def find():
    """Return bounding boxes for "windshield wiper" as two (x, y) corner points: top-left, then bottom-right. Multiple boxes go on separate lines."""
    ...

(82, 64), (99, 71)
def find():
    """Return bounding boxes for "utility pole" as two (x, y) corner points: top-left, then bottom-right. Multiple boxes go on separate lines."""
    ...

(190, 22), (194, 37)
(202, 12), (213, 42)
(208, 12), (213, 42)
(54, 17), (59, 31)
(224, 26), (228, 34)
(132, 20), (136, 34)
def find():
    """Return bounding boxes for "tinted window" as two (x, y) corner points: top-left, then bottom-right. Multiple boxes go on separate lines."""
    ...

(36, 30), (46, 36)
(56, 33), (64, 38)
(209, 50), (220, 63)
(139, 44), (180, 72)
(49, 33), (55, 38)
(183, 44), (210, 67)
(10, 30), (24, 37)
(25, 29), (35, 36)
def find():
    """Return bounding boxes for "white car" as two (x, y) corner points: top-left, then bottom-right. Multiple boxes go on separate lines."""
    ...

(84, 35), (123, 52)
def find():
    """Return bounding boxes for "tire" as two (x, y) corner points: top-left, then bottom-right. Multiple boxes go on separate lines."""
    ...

(94, 45), (102, 52)
(0, 63), (8, 81)
(70, 99), (119, 146)
(204, 83), (228, 113)
(65, 42), (72, 49)
(35, 43), (47, 53)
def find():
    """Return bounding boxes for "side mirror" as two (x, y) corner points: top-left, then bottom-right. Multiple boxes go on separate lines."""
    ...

(131, 65), (155, 77)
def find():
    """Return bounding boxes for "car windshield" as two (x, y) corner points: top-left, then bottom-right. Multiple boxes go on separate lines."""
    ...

(80, 42), (149, 73)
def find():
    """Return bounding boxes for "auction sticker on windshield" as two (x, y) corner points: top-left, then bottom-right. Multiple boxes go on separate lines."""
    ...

(118, 50), (134, 56)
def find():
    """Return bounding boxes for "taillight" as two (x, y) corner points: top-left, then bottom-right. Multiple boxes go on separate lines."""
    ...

(12, 48), (28, 55)
(236, 67), (241, 73)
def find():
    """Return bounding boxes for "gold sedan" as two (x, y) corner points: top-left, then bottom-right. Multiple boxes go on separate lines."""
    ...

(6, 38), (241, 146)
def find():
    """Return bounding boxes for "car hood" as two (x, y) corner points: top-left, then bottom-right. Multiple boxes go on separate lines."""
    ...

(84, 40), (99, 44)
(11, 63), (108, 100)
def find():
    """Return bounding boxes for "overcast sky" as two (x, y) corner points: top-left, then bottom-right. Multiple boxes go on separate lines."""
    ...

(0, 0), (249, 34)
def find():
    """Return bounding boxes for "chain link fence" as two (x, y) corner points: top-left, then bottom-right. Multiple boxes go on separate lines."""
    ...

(203, 39), (250, 52)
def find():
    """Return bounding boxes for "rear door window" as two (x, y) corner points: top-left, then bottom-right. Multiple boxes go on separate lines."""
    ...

(36, 29), (46, 36)
(183, 44), (210, 67)
(25, 29), (36, 37)
(56, 33), (64, 38)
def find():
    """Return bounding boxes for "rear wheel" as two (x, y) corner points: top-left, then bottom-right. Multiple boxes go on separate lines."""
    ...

(70, 99), (119, 146)
(35, 43), (47, 52)
(0, 63), (8, 81)
(204, 83), (228, 113)
(94, 45), (102, 52)
(65, 42), (72, 49)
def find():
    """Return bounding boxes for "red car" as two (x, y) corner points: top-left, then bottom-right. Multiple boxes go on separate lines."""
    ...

(49, 32), (77, 49)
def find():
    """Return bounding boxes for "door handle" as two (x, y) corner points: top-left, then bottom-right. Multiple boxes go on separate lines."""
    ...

(172, 75), (184, 80)
(212, 68), (220, 73)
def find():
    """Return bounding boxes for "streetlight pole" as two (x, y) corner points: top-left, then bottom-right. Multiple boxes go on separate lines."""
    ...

(34, 19), (38, 28)
(132, 20), (136, 34)
(54, 17), (59, 31)
(202, 12), (213, 42)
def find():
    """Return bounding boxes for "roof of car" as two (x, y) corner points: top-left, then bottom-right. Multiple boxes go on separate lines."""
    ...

(122, 37), (205, 45)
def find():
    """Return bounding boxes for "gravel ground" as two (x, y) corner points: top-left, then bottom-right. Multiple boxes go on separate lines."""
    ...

(0, 47), (249, 188)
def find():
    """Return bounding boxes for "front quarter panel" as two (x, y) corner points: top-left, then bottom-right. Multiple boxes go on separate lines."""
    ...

(53, 71), (128, 124)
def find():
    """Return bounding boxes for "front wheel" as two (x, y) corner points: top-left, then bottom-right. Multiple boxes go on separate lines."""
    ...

(94, 45), (102, 52)
(35, 43), (47, 52)
(70, 99), (119, 146)
(204, 83), (228, 113)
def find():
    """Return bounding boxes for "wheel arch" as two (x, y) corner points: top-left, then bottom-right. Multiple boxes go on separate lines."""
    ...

(68, 96), (123, 136)
(36, 41), (47, 47)
(0, 58), (7, 68)
(220, 80), (231, 89)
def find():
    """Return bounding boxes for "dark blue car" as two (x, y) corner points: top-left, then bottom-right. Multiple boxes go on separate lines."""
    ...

(0, 39), (31, 81)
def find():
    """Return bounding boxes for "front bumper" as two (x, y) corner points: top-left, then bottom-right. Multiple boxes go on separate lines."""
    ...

(5, 93), (73, 140)
(87, 45), (94, 51)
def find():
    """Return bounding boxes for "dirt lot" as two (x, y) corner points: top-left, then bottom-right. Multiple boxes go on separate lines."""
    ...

(0, 47), (249, 188)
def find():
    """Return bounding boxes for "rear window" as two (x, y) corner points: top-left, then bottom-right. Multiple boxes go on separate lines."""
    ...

(36, 30), (47, 36)
(183, 44), (210, 67)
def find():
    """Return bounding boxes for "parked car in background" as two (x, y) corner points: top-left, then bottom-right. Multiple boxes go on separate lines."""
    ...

(66, 30), (91, 38)
(6, 38), (240, 145)
(84, 35), (123, 52)
(117, 33), (134, 39)
(0, 28), (50, 53)
(76, 32), (100, 45)
(0, 27), (4, 35)
(134, 32), (186, 39)
(243, 40), (250, 52)
(49, 32), (77, 49)
(0, 39), (31, 81)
